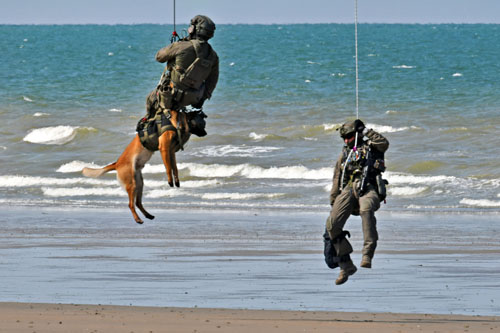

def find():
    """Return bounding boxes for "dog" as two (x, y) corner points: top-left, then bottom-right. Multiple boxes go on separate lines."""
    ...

(82, 110), (207, 224)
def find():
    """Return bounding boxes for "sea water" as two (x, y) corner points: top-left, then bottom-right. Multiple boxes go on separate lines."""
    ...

(1, 24), (499, 213)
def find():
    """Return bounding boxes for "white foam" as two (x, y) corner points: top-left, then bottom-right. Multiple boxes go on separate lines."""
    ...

(173, 163), (332, 180)
(23, 126), (90, 145)
(323, 123), (341, 131)
(190, 145), (281, 157)
(42, 187), (125, 197)
(145, 189), (192, 199)
(305, 79), (311, 83)
(452, 73), (463, 77)
(460, 198), (500, 207)
(229, 62), (235, 66)
(0, 146), (6, 150)
(240, 165), (331, 180)
(0, 175), (117, 187)
(393, 65), (415, 69)
(389, 186), (427, 196)
(108, 52), (114, 56)
(249, 132), (268, 141)
(367, 123), (419, 133)
(23, 96), (33, 102)
(33, 112), (50, 117)
(200, 192), (284, 200)
(386, 172), (457, 185)
(108, 108), (122, 112)
(57, 160), (109, 173)
(385, 110), (399, 115)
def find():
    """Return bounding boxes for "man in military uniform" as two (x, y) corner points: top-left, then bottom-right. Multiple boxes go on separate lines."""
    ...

(325, 119), (389, 285)
(151, 15), (219, 114)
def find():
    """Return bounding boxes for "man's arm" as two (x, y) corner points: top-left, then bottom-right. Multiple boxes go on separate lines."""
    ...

(329, 154), (343, 206)
(364, 128), (389, 153)
(204, 54), (219, 100)
(155, 43), (179, 63)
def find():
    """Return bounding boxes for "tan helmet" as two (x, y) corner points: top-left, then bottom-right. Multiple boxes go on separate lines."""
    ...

(188, 15), (216, 40)
(338, 121), (356, 138)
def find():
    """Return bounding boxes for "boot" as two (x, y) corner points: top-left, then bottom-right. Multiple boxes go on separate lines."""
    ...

(360, 255), (372, 268)
(335, 261), (357, 285)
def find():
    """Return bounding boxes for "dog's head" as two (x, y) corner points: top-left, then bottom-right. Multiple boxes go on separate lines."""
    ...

(187, 110), (207, 137)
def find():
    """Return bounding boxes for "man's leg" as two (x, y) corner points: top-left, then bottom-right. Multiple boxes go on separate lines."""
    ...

(359, 187), (380, 268)
(326, 186), (357, 284)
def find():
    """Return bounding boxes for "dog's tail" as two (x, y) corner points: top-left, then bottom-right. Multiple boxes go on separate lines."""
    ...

(82, 163), (116, 178)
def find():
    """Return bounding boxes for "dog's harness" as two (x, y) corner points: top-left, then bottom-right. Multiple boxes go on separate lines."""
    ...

(136, 109), (184, 152)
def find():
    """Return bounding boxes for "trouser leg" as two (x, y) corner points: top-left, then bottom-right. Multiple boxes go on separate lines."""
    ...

(359, 188), (380, 258)
(326, 186), (356, 258)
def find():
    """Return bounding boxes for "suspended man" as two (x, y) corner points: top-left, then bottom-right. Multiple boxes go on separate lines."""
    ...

(324, 119), (389, 285)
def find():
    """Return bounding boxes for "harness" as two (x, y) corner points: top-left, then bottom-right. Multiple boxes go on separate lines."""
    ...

(136, 109), (185, 152)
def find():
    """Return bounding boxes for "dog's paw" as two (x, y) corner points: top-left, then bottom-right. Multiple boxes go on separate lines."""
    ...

(145, 214), (155, 220)
(135, 218), (144, 224)
(175, 180), (180, 188)
(168, 181), (174, 187)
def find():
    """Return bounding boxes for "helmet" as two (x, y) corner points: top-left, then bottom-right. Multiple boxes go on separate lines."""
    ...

(338, 121), (356, 138)
(188, 15), (216, 40)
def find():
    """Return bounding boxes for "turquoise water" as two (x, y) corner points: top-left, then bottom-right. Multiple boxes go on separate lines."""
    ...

(1, 24), (499, 213)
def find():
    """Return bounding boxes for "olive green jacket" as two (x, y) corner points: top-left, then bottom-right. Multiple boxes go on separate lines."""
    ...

(155, 38), (219, 100)
(329, 129), (389, 206)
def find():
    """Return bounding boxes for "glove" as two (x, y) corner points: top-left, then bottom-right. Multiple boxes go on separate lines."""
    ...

(354, 119), (365, 133)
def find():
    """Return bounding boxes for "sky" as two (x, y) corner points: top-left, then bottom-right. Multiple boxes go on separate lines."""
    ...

(1, 0), (500, 24)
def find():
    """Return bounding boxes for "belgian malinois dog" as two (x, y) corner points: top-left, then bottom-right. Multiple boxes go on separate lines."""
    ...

(82, 110), (207, 224)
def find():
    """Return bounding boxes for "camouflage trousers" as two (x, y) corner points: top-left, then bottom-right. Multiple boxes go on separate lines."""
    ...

(326, 182), (380, 259)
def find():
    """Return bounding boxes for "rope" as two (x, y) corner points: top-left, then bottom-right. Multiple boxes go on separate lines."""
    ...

(170, 0), (179, 43)
(354, 0), (360, 148)
(173, 0), (176, 33)
(354, 0), (359, 120)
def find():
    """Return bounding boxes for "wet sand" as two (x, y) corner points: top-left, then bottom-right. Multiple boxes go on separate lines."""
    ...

(0, 206), (499, 330)
(1, 302), (498, 333)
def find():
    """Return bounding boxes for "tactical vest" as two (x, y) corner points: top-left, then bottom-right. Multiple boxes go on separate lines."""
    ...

(171, 40), (216, 90)
(340, 144), (386, 190)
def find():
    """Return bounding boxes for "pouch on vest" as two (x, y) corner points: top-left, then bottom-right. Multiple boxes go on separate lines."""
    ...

(137, 117), (159, 151)
(176, 40), (215, 90)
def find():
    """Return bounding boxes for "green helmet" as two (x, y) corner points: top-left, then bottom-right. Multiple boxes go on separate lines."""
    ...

(338, 121), (356, 138)
(188, 15), (216, 40)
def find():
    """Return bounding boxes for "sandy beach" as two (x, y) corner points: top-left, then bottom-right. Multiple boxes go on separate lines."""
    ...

(1, 302), (499, 333)
(1, 206), (499, 332)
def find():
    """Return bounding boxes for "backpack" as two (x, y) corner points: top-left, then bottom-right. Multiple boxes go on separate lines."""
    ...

(174, 39), (216, 90)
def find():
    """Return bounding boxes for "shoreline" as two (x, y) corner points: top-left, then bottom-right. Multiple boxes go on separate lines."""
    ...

(1, 206), (499, 316)
(1, 302), (499, 333)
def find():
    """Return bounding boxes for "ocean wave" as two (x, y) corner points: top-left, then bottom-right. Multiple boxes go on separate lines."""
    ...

(321, 122), (418, 134)
(188, 145), (281, 157)
(57, 160), (109, 173)
(459, 198), (500, 207)
(33, 112), (50, 117)
(42, 187), (126, 197)
(23, 126), (96, 145)
(0, 175), (116, 187)
(248, 132), (285, 141)
(368, 123), (420, 133)
(23, 96), (33, 102)
(200, 192), (285, 200)
(393, 65), (415, 69)
(178, 162), (332, 180)
(389, 186), (427, 196)
(385, 172), (458, 185)
(452, 73), (463, 77)
(108, 108), (122, 112)
(144, 189), (192, 199)
(0, 175), (220, 189)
